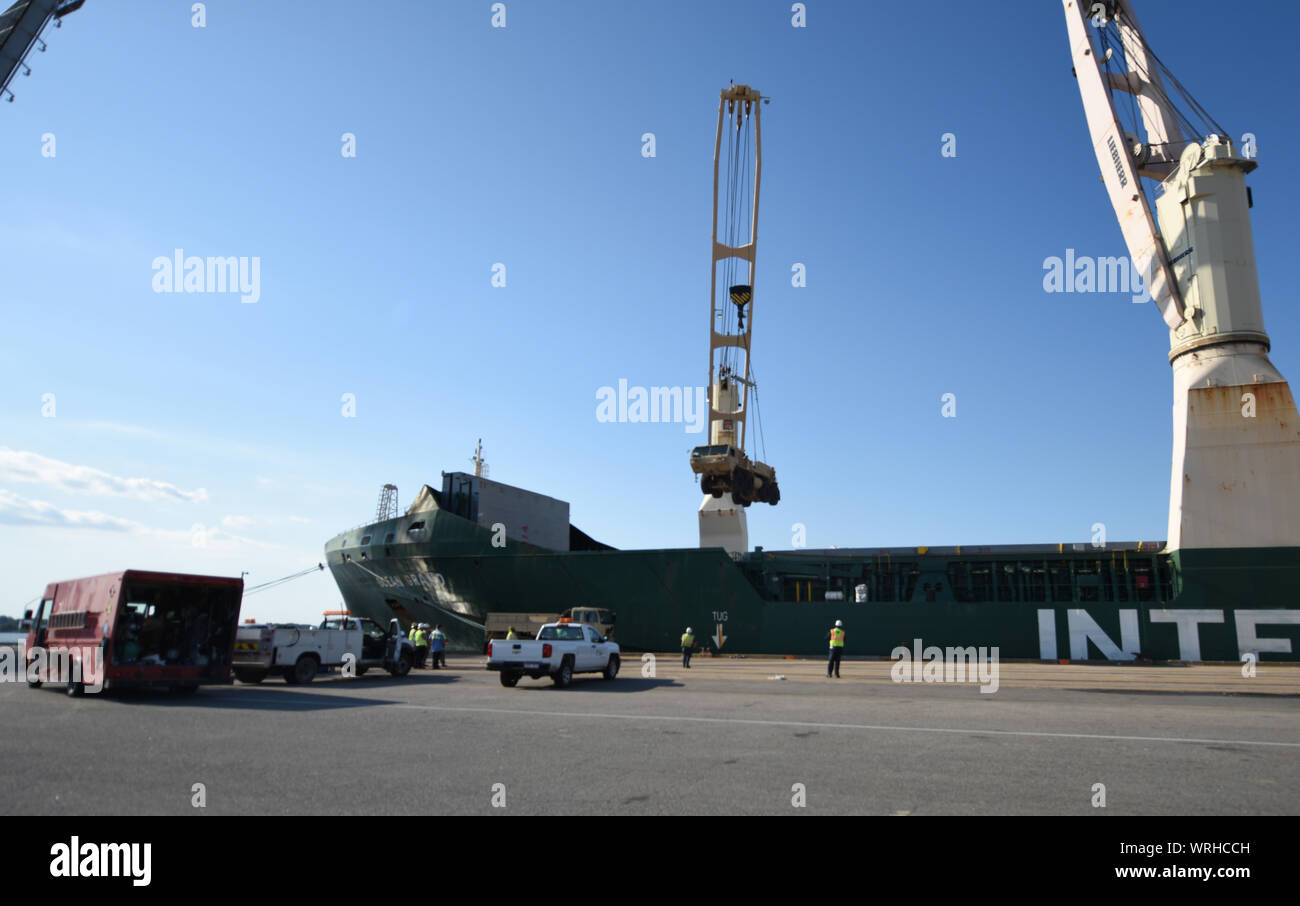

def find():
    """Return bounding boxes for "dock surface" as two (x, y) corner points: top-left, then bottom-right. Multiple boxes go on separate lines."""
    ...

(2, 656), (1296, 815)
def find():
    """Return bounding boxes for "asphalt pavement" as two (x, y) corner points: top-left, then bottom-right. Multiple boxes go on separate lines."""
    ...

(2, 655), (1296, 815)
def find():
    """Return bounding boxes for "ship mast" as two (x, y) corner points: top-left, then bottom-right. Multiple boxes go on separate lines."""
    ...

(1063, 0), (1300, 554)
(470, 439), (488, 478)
(691, 83), (780, 555)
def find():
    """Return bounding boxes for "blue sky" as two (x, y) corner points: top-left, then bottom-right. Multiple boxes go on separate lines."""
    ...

(2, 0), (1298, 622)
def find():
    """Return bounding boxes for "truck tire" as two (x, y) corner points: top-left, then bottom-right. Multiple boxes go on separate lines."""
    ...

(64, 656), (85, 697)
(289, 655), (318, 685)
(234, 669), (267, 685)
(551, 656), (574, 688)
(355, 665), (369, 676)
(387, 650), (413, 678)
(603, 655), (620, 680)
(499, 671), (520, 687)
(26, 656), (41, 688)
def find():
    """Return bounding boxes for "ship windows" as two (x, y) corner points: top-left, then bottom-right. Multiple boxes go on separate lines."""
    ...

(407, 521), (427, 535)
(947, 563), (973, 603)
(900, 567), (919, 603)
(384, 532), (395, 544)
(1049, 561), (1072, 602)
(997, 564), (1017, 602)
(361, 535), (372, 545)
(1025, 564), (1047, 602)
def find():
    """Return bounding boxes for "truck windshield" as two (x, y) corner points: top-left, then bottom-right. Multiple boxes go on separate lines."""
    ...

(538, 625), (586, 641)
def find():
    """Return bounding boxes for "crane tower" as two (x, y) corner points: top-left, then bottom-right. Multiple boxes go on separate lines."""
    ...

(691, 84), (779, 555)
(1063, 0), (1300, 556)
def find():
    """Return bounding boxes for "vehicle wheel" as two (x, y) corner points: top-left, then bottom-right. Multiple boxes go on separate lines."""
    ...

(66, 679), (84, 697)
(499, 672), (520, 687)
(603, 655), (620, 680)
(26, 657), (41, 688)
(233, 669), (266, 685)
(551, 657), (573, 688)
(173, 684), (199, 695)
(388, 651), (413, 678)
(291, 655), (318, 685)
(355, 665), (369, 676)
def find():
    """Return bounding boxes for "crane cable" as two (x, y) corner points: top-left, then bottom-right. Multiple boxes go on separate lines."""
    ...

(243, 563), (325, 597)
(720, 103), (755, 379)
(1097, 11), (1229, 163)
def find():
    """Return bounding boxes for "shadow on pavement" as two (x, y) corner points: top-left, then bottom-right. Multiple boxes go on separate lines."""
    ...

(80, 673), (461, 711)
(510, 677), (681, 693)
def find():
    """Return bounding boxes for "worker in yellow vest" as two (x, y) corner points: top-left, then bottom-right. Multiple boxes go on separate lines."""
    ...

(413, 623), (430, 668)
(826, 620), (845, 678)
(505, 626), (517, 640)
(681, 627), (696, 668)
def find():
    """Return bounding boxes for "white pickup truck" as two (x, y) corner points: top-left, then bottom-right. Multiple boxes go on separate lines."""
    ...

(233, 613), (414, 684)
(486, 621), (620, 688)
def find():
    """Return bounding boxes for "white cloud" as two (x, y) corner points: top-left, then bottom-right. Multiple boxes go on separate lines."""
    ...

(222, 514), (256, 529)
(0, 489), (279, 554)
(0, 447), (208, 504)
(288, 515), (312, 524)
(0, 488), (139, 531)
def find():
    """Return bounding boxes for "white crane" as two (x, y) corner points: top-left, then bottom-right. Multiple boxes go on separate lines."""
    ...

(690, 83), (780, 554)
(1063, 0), (1300, 552)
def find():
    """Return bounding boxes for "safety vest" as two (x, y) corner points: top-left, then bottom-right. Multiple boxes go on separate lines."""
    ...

(681, 632), (695, 647)
(505, 630), (517, 640)
(414, 629), (428, 646)
(829, 627), (845, 648)
(431, 629), (446, 643)
(407, 627), (416, 640)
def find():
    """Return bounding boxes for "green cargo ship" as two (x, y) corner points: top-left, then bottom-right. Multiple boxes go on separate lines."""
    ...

(323, 478), (1300, 661)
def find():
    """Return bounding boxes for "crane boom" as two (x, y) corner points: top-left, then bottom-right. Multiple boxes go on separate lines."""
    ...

(0, 0), (83, 103)
(1063, 0), (1184, 329)
(690, 84), (780, 514)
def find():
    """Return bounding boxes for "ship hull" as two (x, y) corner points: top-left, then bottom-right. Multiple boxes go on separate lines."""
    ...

(325, 504), (1300, 661)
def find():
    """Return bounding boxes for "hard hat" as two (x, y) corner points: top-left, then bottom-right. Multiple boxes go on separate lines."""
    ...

(835, 620), (843, 627)
(686, 627), (693, 633)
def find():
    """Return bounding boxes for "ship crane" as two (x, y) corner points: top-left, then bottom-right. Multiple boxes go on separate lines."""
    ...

(691, 83), (779, 554)
(1063, 0), (1300, 553)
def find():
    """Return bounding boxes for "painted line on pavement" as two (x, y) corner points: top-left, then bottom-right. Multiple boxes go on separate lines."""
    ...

(389, 702), (1300, 748)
